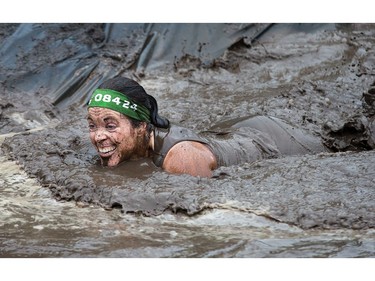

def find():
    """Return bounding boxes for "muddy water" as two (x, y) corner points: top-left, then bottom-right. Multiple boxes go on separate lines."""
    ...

(1, 149), (374, 258)
(1, 23), (375, 257)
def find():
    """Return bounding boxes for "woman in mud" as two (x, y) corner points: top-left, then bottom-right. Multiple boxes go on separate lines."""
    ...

(87, 76), (327, 177)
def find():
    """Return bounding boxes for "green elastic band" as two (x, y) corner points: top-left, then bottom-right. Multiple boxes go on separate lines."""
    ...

(88, 89), (151, 123)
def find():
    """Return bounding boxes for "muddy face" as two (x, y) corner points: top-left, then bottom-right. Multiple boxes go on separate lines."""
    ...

(87, 107), (149, 167)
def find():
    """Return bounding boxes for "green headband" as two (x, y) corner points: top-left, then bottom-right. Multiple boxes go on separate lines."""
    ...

(88, 88), (151, 123)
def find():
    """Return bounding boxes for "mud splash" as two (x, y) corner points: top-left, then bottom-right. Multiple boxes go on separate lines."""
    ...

(1, 23), (375, 257)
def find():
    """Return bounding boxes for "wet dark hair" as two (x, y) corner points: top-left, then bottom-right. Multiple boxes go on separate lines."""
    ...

(98, 76), (169, 129)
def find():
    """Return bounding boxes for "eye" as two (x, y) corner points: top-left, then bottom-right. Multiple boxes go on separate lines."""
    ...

(106, 123), (117, 131)
(88, 123), (97, 131)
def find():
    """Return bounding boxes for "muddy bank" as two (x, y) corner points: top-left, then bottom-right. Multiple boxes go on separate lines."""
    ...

(1, 23), (375, 232)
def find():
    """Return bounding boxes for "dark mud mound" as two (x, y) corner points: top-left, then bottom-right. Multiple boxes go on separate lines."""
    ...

(321, 79), (375, 152)
(322, 114), (375, 151)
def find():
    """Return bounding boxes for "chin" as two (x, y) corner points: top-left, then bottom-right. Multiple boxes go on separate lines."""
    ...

(107, 161), (119, 167)
(100, 156), (121, 167)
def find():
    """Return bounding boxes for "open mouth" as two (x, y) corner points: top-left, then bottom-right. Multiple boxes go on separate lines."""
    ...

(98, 145), (116, 157)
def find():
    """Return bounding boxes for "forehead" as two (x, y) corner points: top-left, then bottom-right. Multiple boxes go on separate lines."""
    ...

(87, 107), (120, 118)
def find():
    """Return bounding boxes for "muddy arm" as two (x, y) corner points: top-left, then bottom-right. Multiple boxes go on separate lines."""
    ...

(162, 141), (217, 177)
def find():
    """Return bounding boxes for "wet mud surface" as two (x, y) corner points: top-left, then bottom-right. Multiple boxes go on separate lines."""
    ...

(1, 23), (375, 257)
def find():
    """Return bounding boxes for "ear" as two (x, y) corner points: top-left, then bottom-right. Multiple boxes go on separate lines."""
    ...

(136, 122), (148, 135)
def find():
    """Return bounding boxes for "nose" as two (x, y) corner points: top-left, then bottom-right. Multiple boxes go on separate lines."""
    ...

(95, 128), (108, 142)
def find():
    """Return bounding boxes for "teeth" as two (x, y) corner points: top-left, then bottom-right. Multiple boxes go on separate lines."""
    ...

(98, 146), (116, 153)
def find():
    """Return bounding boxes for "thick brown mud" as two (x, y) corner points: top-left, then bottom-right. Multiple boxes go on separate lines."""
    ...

(1, 23), (375, 257)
